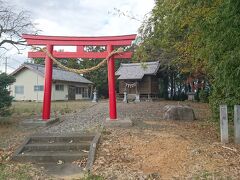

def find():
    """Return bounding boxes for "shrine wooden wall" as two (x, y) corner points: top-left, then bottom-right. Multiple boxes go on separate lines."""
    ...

(118, 75), (159, 95)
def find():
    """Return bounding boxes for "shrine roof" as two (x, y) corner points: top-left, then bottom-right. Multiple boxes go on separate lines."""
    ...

(115, 61), (160, 80)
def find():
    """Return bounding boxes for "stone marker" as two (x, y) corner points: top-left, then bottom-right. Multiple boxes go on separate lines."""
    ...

(234, 105), (240, 144)
(92, 90), (98, 103)
(187, 92), (195, 101)
(147, 94), (153, 102)
(135, 94), (140, 102)
(163, 105), (195, 121)
(123, 91), (128, 103)
(220, 105), (228, 143)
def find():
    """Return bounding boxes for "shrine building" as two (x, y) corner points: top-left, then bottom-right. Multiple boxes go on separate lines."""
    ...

(115, 61), (160, 100)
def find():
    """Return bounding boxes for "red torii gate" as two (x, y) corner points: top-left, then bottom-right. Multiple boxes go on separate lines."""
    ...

(23, 34), (136, 121)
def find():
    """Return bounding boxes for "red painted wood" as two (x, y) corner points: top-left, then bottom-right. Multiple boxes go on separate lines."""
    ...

(42, 44), (53, 120)
(23, 34), (136, 41)
(77, 46), (84, 52)
(24, 39), (134, 46)
(28, 51), (133, 59)
(107, 45), (117, 120)
(23, 34), (136, 46)
(23, 34), (136, 121)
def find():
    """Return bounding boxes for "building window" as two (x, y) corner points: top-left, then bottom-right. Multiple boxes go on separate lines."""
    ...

(55, 84), (64, 91)
(15, 85), (24, 94)
(76, 87), (82, 94)
(34, 85), (44, 91)
(82, 87), (88, 98)
(76, 87), (88, 97)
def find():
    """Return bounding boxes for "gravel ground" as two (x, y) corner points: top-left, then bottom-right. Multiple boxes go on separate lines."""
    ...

(43, 102), (107, 134)
(3, 100), (230, 179)
(42, 100), (208, 134)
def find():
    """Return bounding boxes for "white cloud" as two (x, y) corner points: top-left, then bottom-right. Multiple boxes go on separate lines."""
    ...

(0, 0), (155, 73)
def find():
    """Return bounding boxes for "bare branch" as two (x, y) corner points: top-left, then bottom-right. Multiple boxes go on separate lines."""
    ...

(0, 46), (7, 50)
(0, 39), (26, 46)
(0, 0), (36, 53)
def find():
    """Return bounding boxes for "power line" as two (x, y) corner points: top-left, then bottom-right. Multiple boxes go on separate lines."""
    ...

(7, 64), (17, 70)
(8, 57), (22, 64)
(1, 57), (18, 73)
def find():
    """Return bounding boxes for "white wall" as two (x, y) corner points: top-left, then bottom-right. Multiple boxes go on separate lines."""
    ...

(75, 85), (91, 100)
(10, 69), (44, 101)
(11, 68), (92, 101)
(76, 94), (83, 100)
(51, 83), (68, 101)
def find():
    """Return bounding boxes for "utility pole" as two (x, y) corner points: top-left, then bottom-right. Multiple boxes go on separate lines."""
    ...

(4, 57), (7, 74)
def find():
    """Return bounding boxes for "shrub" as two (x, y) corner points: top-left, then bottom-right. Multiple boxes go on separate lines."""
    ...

(0, 73), (15, 117)
(199, 90), (209, 103)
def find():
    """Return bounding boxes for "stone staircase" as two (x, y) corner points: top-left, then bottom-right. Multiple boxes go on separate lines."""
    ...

(12, 133), (100, 169)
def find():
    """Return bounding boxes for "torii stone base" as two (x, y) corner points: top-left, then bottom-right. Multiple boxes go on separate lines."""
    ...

(104, 117), (133, 128)
(21, 117), (59, 127)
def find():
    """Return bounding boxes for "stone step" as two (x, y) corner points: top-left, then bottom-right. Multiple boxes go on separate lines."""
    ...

(14, 151), (88, 163)
(23, 142), (91, 152)
(29, 135), (95, 144)
(12, 133), (101, 170)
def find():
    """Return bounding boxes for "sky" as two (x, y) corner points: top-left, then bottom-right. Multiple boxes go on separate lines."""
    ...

(0, 0), (155, 73)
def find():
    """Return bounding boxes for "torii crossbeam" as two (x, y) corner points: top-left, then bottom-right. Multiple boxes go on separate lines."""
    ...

(23, 34), (136, 121)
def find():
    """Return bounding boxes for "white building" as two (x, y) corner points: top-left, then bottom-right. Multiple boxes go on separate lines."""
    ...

(10, 63), (94, 101)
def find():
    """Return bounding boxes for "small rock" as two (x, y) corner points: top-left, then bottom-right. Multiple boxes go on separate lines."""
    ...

(57, 160), (64, 165)
(163, 105), (196, 121)
(191, 149), (202, 156)
(82, 150), (89, 153)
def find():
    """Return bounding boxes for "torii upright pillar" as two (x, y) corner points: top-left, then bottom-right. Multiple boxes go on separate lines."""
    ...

(42, 44), (53, 120)
(22, 34), (136, 121)
(107, 45), (117, 119)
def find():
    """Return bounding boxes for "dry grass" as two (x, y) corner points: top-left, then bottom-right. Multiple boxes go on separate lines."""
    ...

(93, 102), (240, 179)
(94, 125), (240, 179)
(0, 100), (94, 179)
(11, 100), (93, 117)
(0, 100), (93, 148)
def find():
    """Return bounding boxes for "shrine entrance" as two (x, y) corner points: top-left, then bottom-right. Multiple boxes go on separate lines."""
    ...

(23, 34), (136, 121)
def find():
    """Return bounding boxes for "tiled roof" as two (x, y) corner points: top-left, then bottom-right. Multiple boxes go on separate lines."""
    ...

(115, 61), (160, 80)
(11, 63), (93, 84)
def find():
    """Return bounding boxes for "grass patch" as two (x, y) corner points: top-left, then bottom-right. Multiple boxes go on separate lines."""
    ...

(81, 173), (104, 180)
(192, 170), (230, 180)
(11, 101), (92, 117)
(0, 163), (36, 180)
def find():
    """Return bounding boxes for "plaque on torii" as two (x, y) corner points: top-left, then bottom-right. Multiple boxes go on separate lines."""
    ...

(23, 34), (136, 121)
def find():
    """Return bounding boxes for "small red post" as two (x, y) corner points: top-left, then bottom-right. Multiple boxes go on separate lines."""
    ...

(107, 45), (117, 120)
(42, 44), (53, 120)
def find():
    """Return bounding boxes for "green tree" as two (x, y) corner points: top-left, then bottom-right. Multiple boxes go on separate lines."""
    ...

(0, 73), (15, 116)
(137, 0), (240, 119)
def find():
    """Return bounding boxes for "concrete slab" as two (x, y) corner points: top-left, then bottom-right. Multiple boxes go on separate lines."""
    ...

(21, 117), (59, 127)
(37, 163), (84, 178)
(86, 133), (101, 171)
(12, 133), (101, 174)
(104, 117), (133, 128)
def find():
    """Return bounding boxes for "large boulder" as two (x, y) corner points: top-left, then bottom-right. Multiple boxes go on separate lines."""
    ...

(163, 105), (196, 121)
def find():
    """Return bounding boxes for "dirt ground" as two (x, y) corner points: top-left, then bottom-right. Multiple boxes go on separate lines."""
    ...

(0, 101), (240, 179)
(92, 102), (240, 179)
(0, 116), (49, 179)
(0, 101), (93, 180)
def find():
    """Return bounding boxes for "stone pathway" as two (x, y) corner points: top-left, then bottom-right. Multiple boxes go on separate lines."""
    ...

(42, 101), (200, 134)
(43, 103), (107, 134)
(43, 101), (159, 134)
